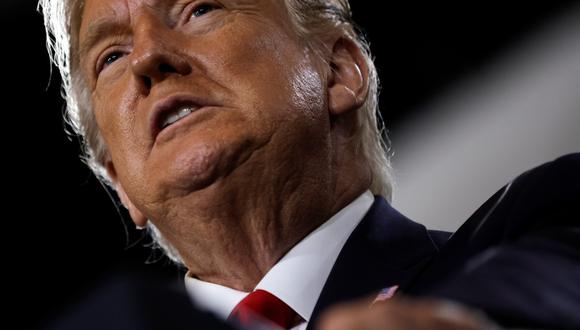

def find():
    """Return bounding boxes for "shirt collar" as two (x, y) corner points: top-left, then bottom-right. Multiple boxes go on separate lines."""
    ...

(184, 190), (375, 321)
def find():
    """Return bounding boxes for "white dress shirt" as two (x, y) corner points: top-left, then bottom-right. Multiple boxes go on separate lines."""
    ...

(184, 190), (375, 329)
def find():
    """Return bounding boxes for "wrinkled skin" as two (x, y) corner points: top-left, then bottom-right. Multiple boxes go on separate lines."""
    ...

(78, 0), (371, 290)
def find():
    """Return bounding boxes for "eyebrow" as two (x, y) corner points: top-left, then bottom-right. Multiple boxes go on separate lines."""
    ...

(77, 0), (195, 62)
(79, 18), (131, 62)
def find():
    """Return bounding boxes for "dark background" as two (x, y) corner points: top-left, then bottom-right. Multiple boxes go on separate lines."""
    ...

(3, 1), (578, 328)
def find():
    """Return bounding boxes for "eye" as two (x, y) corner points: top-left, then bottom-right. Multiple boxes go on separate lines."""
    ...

(104, 52), (123, 66)
(97, 51), (125, 74)
(190, 3), (218, 18)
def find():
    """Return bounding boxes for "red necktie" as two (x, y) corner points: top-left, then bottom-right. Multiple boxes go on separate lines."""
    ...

(228, 289), (298, 329)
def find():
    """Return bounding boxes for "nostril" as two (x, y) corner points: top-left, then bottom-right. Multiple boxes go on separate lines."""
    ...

(142, 75), (152, 90)
(159, 63), (178, 74)
(131, 53), (188, 92)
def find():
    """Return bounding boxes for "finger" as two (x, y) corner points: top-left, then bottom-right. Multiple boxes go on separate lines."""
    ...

(317, 301), (372, 330)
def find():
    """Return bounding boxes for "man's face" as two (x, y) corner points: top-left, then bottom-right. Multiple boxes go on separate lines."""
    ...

(78, 0), (331, 223)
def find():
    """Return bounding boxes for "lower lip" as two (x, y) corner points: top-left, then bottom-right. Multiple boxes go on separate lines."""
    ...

(154, 106), (217, 146)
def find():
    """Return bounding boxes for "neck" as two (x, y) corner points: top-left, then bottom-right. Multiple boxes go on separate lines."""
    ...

(155, 152), (370, 292)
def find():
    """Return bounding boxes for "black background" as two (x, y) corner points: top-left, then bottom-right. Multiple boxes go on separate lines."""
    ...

(3, 1), (578, 327)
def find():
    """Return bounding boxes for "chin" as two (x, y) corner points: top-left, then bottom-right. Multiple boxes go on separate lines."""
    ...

(146, 119), (266, 203)
(154, 142), (225, 197)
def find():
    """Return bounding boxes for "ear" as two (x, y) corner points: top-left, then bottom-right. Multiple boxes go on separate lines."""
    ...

(106, 162), (148, 229)
(327, 37), (370, 117)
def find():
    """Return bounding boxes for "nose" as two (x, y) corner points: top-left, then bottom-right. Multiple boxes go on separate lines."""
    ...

(130, 16), (192, 93)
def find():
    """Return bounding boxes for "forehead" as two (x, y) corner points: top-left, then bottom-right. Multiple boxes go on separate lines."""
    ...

(79, 0), (283, 30)
(77, 0), (290, 59)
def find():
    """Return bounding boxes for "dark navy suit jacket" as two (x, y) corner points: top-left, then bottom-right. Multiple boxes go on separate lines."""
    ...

(308, 153), (580, 329)
(51, 154), (579, 329)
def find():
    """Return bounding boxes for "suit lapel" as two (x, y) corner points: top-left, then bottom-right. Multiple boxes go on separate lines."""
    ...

(306, 197), (440, 330)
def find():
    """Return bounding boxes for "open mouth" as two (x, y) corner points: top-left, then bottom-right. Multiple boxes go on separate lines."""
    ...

(151, 95), (214, 142)
(160, 105), (200, 129)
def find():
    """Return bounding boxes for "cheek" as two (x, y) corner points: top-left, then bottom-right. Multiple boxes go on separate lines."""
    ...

(92, 85), (144, 172)
(93, 93), (122, 150)
(201, 22), (326, 122)
(204, 21), (286, 86)
(290, 62), (327, 119)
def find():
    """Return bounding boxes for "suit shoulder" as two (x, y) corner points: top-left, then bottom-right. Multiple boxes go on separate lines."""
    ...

(554, 153), (580, 182)
(502, 153), (580, 229)
(553, 152), (580, 164)
(525, 153), (579, 180)
(545, 152), (580, 176)
(515, 153), (579, 195)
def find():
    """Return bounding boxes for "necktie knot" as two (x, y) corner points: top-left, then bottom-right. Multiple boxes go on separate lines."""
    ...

(228, 289), (298, 329)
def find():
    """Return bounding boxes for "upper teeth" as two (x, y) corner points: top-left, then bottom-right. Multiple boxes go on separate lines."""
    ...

(161, 106), (195, 128)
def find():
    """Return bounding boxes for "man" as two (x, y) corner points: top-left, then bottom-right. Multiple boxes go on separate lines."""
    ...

(40, 0), (579, 329)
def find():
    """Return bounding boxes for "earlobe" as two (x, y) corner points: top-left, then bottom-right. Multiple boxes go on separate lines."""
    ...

(328, 84), (358, 116)
(106, 162), (148, 229)
(116, 184), (149, 229)
(327, 38), (369, 116)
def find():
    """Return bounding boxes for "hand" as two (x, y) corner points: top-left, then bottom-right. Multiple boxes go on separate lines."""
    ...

(317, 296), (499, 330)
